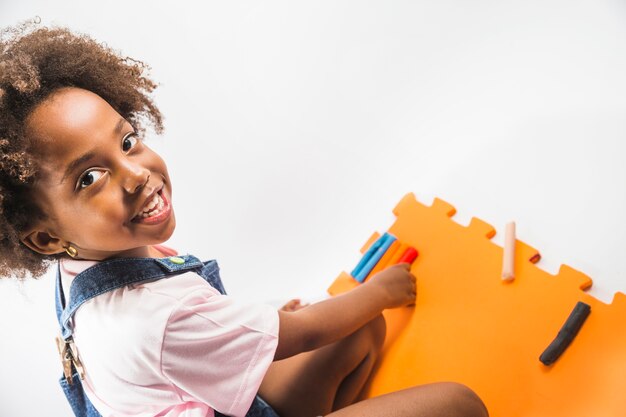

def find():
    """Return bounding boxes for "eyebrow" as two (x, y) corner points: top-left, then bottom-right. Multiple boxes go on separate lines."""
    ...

(61, 151), (98, 184)
(114, 117), (127, 135)
(61, 118), (128, 183)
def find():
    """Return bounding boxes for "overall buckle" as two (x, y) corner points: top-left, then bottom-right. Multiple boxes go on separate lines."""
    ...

(55, 336), (85, 385)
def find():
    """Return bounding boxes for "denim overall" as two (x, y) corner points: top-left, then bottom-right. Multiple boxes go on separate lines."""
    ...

(54, 254), (280, 417)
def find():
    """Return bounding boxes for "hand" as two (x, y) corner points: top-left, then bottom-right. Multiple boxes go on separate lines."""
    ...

(280, 298), (309, 312)
(365, 263), (417, 308)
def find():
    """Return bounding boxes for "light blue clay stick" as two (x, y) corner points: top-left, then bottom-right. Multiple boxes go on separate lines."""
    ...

(351, 233), (387, 278)
(354, 233), (397, 283)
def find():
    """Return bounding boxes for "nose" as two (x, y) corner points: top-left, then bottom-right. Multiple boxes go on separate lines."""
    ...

(120, 160), (151, 194)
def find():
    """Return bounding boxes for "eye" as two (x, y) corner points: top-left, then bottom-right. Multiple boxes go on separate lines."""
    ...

(122, 132), (139, 152)
(77, 169), (106, 189)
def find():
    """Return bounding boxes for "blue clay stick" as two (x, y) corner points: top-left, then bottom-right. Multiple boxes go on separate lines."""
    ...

(354, 233), (397, 283)
(351, 233), (388, 278)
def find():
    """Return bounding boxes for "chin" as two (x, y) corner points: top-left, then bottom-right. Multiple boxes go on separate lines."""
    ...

(158, 211), (177, 241)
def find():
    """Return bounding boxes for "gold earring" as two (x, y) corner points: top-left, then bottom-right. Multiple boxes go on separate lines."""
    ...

(64, 245), (78, 258)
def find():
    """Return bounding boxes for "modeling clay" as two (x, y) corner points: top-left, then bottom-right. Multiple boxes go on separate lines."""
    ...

(351, 233), (387, 278)
(365, 240), (401, 281)
(396, 247), (418, 264)
(539, 301), (591, 366)
(354, 233), (396, 282)
(501, 221), (516, 281)
(328, 194), (626, 417)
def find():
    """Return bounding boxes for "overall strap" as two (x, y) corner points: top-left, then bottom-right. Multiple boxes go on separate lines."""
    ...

(53, 254), (221, 417)
(55, 255), (204, 340)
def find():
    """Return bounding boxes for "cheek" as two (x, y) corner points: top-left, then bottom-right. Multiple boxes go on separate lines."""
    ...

(28, 186), (68, 228)
(144, 146), (170, 177)
(66, 194), (127, 226)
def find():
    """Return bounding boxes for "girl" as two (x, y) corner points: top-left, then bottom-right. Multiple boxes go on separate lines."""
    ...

(0, 20), (488, 417)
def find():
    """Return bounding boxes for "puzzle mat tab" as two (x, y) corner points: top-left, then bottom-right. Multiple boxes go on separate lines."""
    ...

(328, 193), (626, 417)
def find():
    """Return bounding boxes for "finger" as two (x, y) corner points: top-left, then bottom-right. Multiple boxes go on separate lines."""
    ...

(281, 299), (300, 311)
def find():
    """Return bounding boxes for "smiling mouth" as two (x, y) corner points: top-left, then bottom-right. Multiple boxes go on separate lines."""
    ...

(132, 189), (171, 224)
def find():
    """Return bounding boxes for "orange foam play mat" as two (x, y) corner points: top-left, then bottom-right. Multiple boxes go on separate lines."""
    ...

(328, 193), (626, 417)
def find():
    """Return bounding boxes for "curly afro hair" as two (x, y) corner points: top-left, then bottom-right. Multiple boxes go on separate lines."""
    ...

(0, 17), (164, 279)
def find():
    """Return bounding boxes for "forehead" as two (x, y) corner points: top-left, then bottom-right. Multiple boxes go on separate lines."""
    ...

(25, 87), (124, 157)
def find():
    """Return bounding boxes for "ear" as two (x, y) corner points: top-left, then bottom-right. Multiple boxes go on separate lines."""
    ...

(20, 228), (66, 256)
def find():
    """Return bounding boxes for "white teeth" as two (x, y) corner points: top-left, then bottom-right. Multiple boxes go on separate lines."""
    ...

(146, 197), (157, 211)
(137, 192), (165, 219)
(142, 195), (159, 213)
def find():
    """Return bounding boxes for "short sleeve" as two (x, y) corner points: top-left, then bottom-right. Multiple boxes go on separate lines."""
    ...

(161, 287), (279, 417)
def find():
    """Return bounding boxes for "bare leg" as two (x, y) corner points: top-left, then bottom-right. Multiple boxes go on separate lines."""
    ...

(259, 315), (386, 417)
(259, 312), (488, 417)
(327, 382), (489, 417)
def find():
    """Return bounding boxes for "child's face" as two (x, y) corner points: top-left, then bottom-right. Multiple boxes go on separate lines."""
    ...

(20, 87), (176, 260)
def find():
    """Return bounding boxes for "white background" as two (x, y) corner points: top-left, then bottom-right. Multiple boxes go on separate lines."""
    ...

(1, 1), (625, 416)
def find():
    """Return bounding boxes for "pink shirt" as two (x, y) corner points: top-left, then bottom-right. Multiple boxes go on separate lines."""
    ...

(60, 246), (279, 417)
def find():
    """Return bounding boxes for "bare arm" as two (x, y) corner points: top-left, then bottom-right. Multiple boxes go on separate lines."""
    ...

(274, 263), (416, 360)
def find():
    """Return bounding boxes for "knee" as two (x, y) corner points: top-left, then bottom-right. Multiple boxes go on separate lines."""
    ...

(439, 382), (489, 417)
(346, 314), (385, 361)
